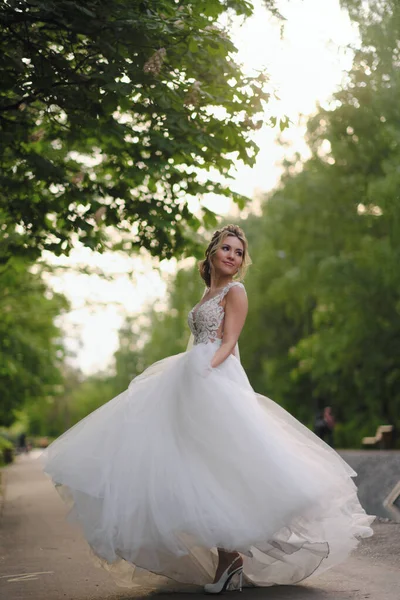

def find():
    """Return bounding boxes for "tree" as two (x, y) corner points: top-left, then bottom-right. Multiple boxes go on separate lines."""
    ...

(0, 257), (69, 426)
(117, 0), (400, 447)
(241, 0), (400, 443)
(0, 0), (281, 262)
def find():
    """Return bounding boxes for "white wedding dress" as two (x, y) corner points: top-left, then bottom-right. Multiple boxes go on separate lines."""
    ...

(42, 281), (374, 589)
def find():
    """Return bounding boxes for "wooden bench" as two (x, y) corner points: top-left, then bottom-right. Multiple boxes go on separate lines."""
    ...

(362, 425), (394, 450)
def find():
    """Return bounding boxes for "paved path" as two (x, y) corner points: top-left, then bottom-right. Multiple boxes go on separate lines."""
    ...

(338, 451), (400, 521)
(0, 452), (399, 600)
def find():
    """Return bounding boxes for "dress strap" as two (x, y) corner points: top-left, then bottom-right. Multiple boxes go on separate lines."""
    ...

(220, 281), (245, 299)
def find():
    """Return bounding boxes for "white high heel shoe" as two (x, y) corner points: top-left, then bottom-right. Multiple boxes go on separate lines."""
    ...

(204, 557), (243, 594)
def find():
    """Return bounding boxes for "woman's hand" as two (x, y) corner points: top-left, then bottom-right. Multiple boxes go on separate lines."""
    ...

(201, 363), (214, 379)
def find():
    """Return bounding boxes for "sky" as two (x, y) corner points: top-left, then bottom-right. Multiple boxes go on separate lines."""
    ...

(45, 0), (359, 375)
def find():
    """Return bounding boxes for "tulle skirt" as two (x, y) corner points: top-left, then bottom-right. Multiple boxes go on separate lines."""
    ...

(42, 341), (374, 588)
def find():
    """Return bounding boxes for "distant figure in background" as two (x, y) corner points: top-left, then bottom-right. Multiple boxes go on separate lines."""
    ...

(18, 432), (28, 454)
(314, 406), (336, 447)
(323, 406), (336, 447)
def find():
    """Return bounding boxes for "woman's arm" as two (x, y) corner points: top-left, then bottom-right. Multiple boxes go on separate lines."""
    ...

(210, 286), (248, 369)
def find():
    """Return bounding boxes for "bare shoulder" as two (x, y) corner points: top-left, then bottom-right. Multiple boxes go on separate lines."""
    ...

(225, 282), (248, 309)
(229, 282), (246, 295)
(227, 282), (247, 297)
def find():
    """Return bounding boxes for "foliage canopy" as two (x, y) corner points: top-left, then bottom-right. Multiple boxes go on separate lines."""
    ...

(0, 257), (68, 426)
(0, 0), (278, 261)
(89, 0), (400, 447)
(9, 0), (400, 449)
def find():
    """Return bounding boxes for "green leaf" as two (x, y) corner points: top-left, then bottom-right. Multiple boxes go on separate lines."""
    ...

(189, 38), (199, 53)
(202, 206), (218, 228)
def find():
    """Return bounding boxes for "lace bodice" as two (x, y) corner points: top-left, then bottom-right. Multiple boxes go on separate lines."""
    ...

(187, 281), (246, 345)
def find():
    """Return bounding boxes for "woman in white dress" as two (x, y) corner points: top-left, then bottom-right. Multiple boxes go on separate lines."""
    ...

(42, 224), (374, 593)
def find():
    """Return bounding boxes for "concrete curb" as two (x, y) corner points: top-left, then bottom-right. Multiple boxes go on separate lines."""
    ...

(0, 467), (6, 521)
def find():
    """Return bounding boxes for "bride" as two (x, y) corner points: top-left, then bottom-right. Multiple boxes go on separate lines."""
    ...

(42, 224), (374, 593)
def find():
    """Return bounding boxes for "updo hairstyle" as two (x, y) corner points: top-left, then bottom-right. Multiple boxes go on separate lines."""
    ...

(198, 224), (251, 288)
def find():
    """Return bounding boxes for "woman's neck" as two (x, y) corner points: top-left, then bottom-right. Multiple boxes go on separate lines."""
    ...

(208, 276), (233, 292)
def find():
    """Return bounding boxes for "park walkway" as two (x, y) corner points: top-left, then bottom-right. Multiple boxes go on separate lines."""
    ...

(0, 452), (399, 600)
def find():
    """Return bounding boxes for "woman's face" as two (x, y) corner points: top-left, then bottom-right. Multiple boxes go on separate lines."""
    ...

(212, 235), (244, 278)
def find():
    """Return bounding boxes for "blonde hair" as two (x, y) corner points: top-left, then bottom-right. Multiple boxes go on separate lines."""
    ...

(199, 224), (251, 288)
